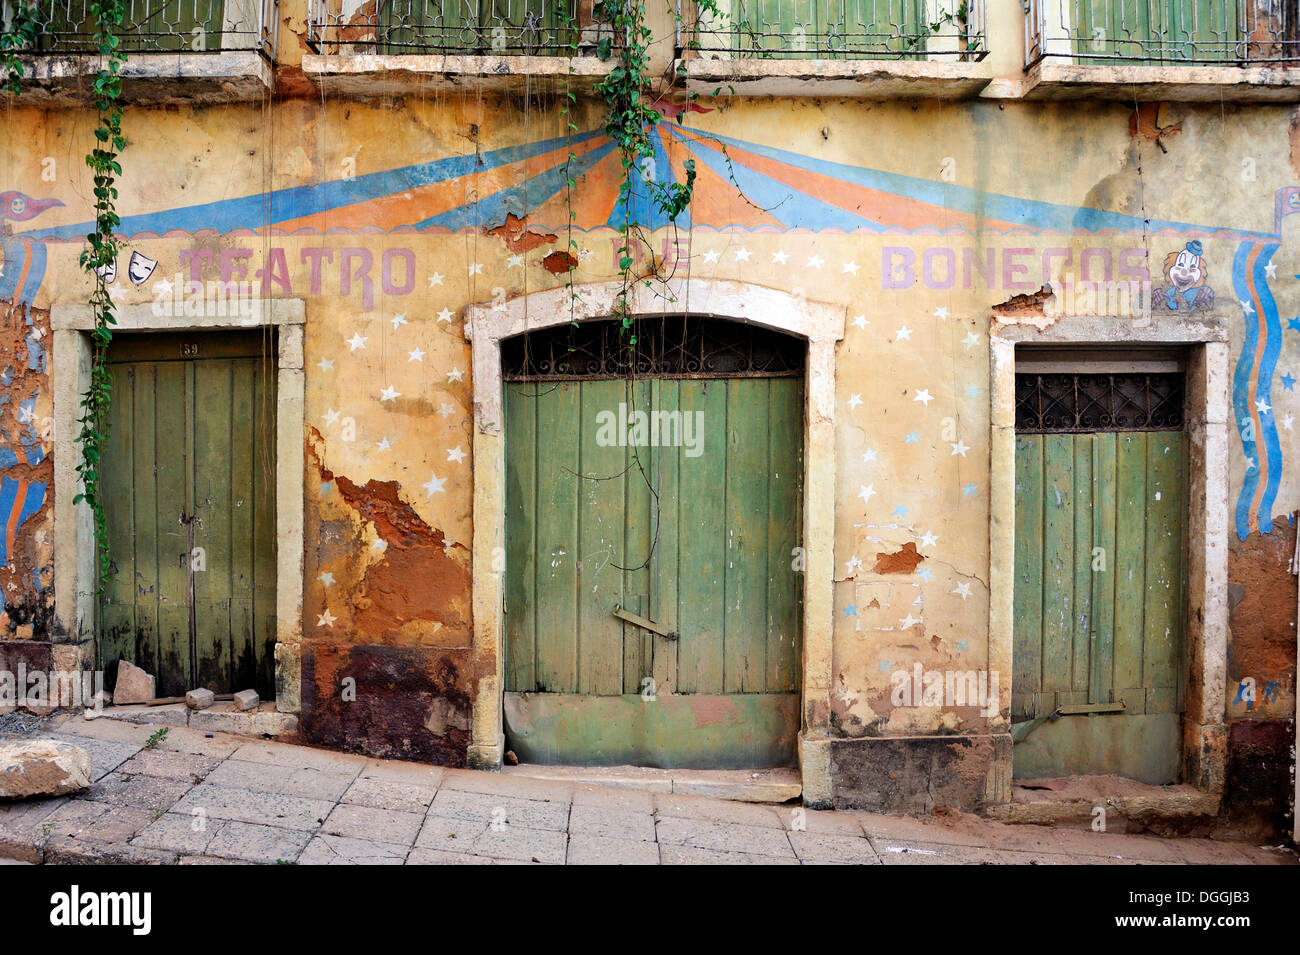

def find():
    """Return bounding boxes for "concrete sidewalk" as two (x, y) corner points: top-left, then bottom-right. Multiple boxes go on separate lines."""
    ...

(1, 715), (1295, 865)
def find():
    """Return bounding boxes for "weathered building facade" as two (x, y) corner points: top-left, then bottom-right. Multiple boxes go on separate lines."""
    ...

(1, 0), (1296, 836)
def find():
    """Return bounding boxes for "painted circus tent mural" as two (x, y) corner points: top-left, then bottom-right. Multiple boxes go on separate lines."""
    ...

(3, 114), (1296, 548)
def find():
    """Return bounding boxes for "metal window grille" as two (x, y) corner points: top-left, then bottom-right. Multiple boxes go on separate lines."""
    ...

(305, 0), (581, 55)
(1014, 372), (1185, 433)
(502, 317), (806, 381)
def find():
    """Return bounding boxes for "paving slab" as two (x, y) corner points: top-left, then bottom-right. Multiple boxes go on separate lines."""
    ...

(323, 803), (425, 846)
(299, 833), (409, 865)
(567, 833), (660, 865)
(171, 783), (333, 831)
(342, 773), (439, 814)
(415, 813), (568, 864)
(114, 749), (224, 781)
(204, 820), (312, 864)
(427, 787), (571, 831)
(204, 758), (356, 801)
(654, 793), (789, 829)
(654, 816), (797, 858)
(659, 844), (801, 865)
(788, 830), (882, 865)
(568, 804), (657, 842)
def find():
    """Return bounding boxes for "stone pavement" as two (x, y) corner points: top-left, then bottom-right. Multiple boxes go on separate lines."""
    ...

(1, 715), (1295, 865)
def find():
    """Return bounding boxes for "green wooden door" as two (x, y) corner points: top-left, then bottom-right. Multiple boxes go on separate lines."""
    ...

(99, 331), (277, 699)
(504, 375), (803, 768)
(1012, 430), (1185, 783)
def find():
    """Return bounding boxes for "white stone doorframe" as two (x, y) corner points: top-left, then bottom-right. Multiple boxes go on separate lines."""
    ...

(464, 280), (846, 792)
(50, 300), (306, 713)
(988, 315), (1230, 793)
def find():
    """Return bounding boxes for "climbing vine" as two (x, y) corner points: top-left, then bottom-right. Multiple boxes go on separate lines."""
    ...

(2, 3), (128, 588)
(77, 0), (129, 589)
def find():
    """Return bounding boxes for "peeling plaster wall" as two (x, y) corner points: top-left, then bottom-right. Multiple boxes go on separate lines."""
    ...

(0, 65), (1296, 823)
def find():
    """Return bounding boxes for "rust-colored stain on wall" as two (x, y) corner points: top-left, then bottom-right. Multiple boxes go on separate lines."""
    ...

(1227, 515), (1298, 718)
(873, 541), (924, 575)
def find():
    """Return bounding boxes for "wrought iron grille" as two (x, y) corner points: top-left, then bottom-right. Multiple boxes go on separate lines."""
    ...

(682, 0), (987, 60)
(502, 317), (806, 380)
(1015, 373), (1185, 433)
(1024, 0), (1300, 67)
(1, 0), (277, 57)
(305, 0), (582, 55)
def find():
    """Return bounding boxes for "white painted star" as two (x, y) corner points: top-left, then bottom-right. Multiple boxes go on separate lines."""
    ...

(577, 247), (592, 260)
(153, 277), (175, 297)
(702, 249), (720, 264)
(447, 446), (467, 464)
(842, 260), (860, 276)
(324, 408), (341, 426)
(391, 312), (407, 330)
(380, 385), (400, 402)
(318, 571), (335, 587)
(851, 314), (868, 329)
(448, 367), (464, 383)
(1265, 262), (1278, 279)
(734, 247), (751, 262)
(862, 448), (877, 463)
(771, 250), (789, 265)
(346, 332), (367, 352)
(423, 473), (447, 496)
(950, 440), (970, 457)
(1240, 299), (1255, 314)
(1256, 397), (1271, 415)
(1284, 415), (1295, 431)
(437, 307), (454, 324)
(858, 484), (876, 503)
(962, 332), (980, 349)
(917, 530), (939, 549)
(846, 555), (863, 574)
(934, 306), (949, 320)
(408, 346), (425, 362)
(437, 403), (456, 418)
(468, 262), (483, 276)
(428, 272), (444, 288)
(806, 254), (824, 269)
(317, 609), (337, 628)
(848, 393), (863, 409)
(896, 325), (913, 341)
(899, 613), (921, 629)
(18, 405), (34, 424)
(913, 389), (934, 407)
(507, 253), (524, 269)
(317, 357), (335, 373)
(107, 284), (126, 302)
(1246, 456), (1257, 470)
(376, 437), (391, 451)
(371, 538), (387, 553)
(952, 582), (972, 600)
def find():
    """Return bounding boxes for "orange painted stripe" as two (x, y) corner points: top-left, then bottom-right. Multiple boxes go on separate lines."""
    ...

(5, 477), (26, 563)
(669, 125), (1024, 234)
(526, 149), (627, 230)
(658, 127), (784, 230)
(267, 137), (611, 235)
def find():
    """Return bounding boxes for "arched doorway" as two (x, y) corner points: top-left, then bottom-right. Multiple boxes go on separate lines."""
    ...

(499, 316), (807, 768)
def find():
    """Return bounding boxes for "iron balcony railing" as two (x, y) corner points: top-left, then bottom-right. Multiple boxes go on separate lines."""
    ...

(305, 0), (584, 55)
(1, 0), (277, 58)
(682, 0), (988, 59)
(1025, 0), (1300, 67)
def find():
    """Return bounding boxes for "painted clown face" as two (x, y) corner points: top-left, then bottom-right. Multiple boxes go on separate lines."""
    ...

(1169, 249), (1205, 290)
(8, 195), (26, 218)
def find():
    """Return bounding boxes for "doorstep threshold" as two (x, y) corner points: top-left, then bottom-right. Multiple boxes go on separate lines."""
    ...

(501, 764), (801, 803)
(985, 774), (1220, 833)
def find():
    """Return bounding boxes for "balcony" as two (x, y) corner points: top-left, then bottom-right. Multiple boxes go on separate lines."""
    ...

(302, 0), (614, 96)
(1, 0), (277, 103)
(1023, 0), (1300, 100)
(678, 0), (992, 98)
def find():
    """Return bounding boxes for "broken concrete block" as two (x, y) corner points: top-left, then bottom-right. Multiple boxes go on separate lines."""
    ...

(0, 740), (92, 799)
(113, 661), (155, 705)
(233, 689), (260, 712)
(185, 688), (216, 710)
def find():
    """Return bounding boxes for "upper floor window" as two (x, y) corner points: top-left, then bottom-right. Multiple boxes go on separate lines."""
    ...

(306, 0), (581, 55)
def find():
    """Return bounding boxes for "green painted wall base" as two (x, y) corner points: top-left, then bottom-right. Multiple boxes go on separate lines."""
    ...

(503, 692), (799, 769)
(1012, 712), (1181, 784)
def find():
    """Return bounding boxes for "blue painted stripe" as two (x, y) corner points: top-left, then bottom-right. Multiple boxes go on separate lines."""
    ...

(672, 125), (1278, 239)
(0, 238), (25, 301)
(605, 128), (689, 232)
(1253, 243), (1284, 534)
(16, 130), (607, 243)
(0, 477), (17, 565)
(1232, 241), (1261, 541)
(678, 133), (884, 232)
(416, 141), (618, 231)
